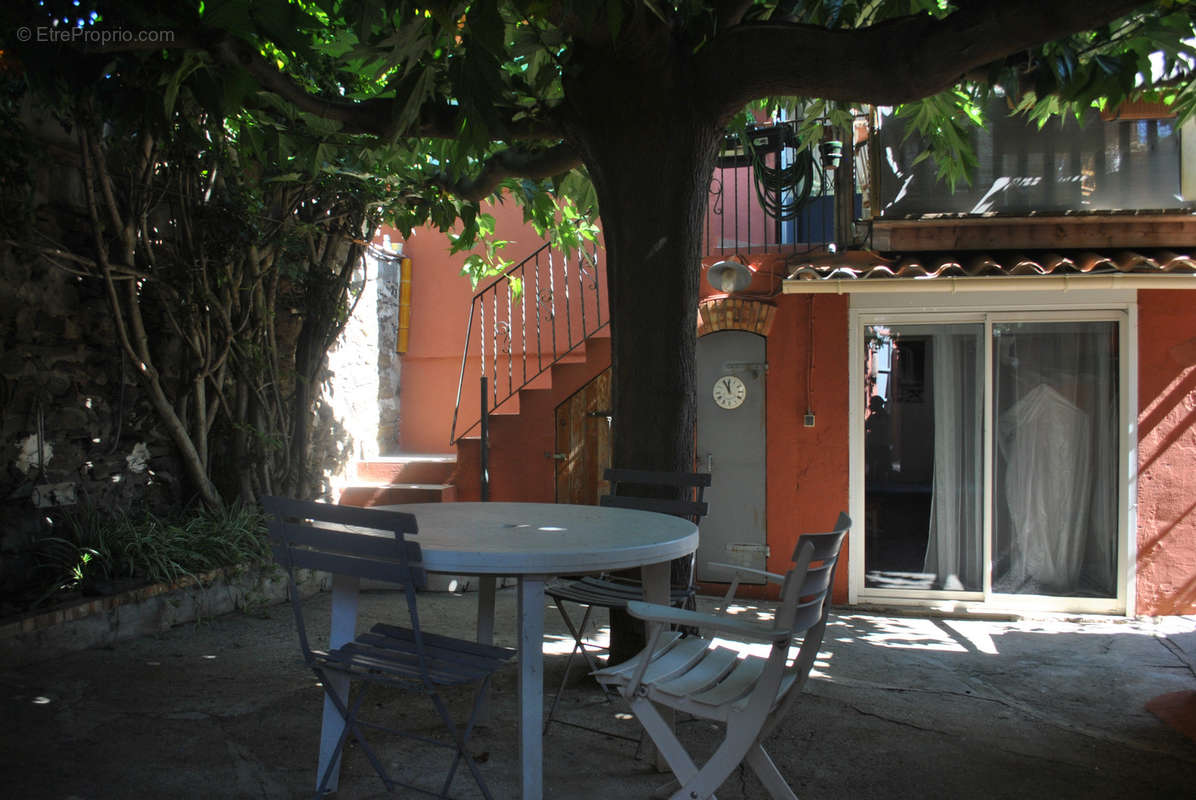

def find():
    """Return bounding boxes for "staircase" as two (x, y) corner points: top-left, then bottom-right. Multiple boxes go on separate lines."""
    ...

(338, 454), (458, 507)
(341, 238), (610, 511)
(448, 239), (609, 502)
(453, 332), (610, 503)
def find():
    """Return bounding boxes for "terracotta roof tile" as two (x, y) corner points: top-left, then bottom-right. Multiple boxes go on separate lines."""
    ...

(786, 249), (1196, 281)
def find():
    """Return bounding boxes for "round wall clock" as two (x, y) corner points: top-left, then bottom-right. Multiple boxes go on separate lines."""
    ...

(712, 375), (747, 409)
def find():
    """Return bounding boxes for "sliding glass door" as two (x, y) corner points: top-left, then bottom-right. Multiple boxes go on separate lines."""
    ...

(863, 323), (984, 593)
(991, 321), (1120, 598)
(859, 312), (1124, 611)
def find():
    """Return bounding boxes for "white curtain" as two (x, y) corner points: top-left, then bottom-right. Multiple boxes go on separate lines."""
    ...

(994, 325), (1117, 596)
(998, 385), (1092, 590)
(924, 330), (983, 591)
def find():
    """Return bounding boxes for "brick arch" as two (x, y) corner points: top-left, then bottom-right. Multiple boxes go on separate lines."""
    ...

(697, 297), (777, 338)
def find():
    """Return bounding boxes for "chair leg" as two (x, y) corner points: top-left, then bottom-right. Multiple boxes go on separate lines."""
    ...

(557, 600), (612, 682)
(744, 743), (798, 800)
(427, 679), (497, 800)
(667, 722), (761, 800)
(316, 686), (393, 798)
(457, 675), (500, 800)
(628, 696), (701, 789)
(545, 599), (616, 734)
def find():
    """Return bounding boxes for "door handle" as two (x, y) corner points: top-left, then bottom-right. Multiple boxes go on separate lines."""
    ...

(548, 452), (567, 460)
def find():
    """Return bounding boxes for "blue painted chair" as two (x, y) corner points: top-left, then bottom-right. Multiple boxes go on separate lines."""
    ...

(263, 496), (515, 799)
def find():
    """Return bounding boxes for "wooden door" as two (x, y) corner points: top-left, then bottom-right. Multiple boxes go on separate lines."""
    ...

(554, 369), (612, 504)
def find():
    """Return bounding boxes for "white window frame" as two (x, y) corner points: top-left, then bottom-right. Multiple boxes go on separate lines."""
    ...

(847, 289), (1138, 616)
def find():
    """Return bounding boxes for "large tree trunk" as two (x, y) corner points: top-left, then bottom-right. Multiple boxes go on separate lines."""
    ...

(564, 45), (724, 662)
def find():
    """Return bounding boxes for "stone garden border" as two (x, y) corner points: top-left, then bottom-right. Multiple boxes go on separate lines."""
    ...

(0, 564), (329, 667)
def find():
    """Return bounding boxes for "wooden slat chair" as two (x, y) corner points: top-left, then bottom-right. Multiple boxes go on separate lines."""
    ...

(543, 468), (711, 737)
(594, 512), (851, 800)
(262, 496), (515, 800)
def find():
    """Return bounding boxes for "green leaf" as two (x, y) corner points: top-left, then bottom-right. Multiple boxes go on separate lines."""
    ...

(162, 53), (203, 118)
(393, 68), (438, 136)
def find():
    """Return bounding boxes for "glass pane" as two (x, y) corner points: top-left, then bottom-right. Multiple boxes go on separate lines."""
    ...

(992, 321), (1119, 598)
(864, 324), (983, 591)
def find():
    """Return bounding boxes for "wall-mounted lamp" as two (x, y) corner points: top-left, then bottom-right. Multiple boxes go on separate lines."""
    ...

(706, 259), (755, 293)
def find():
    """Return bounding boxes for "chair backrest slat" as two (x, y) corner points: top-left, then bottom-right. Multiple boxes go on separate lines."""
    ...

(601, 467), (711, 524)
(776, 513), (851, 637)
(272, 519), (423, 564)
(271, 543), (427, 586)
(600, 494), (708, 520)
(605, 468), (712, 490)
(788, 512), (851, 563)
(264, 495), (420, 534)
(262, 496), (425, 589)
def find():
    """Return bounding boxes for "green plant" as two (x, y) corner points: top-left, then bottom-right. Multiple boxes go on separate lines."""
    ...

(27, 536), (104, 607)
(48, 503), (273, 599)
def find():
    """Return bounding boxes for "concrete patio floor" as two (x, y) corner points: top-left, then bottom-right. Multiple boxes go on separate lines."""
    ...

(3, 586), (1196, 799)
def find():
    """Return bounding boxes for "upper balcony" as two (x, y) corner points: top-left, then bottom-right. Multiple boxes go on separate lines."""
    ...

(702, 120), (857, 258)
(707, 101), (1196, 259)
(866, 98), (1196, 252)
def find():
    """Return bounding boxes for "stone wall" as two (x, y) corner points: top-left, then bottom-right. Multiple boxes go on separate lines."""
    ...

(0, 238), (182, 605)
(0, 105), (377, 605)
(324, 238), (403, 489)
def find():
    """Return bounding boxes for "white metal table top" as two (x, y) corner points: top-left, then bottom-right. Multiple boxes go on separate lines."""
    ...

(375, 501), (699, 575)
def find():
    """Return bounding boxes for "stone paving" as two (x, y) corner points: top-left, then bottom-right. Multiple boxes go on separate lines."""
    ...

(2, 587), (1195, 799)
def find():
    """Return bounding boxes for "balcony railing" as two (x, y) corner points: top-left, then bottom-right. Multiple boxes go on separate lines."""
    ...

(704, 121), (840, 257)
(450, 240), (606, 447)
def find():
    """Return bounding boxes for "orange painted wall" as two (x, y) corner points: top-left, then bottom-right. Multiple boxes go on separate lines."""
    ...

(1135, 290), (1196, 615)
(451, 336), (612, 503)
(695, 254), (852, 603)
(387, 198), (561, 453)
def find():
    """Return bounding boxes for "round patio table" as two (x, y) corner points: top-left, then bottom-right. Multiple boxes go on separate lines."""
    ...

(317, 502), (699, 800)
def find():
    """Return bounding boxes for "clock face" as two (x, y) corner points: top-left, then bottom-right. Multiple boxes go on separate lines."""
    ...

(712, 375), (747, 410)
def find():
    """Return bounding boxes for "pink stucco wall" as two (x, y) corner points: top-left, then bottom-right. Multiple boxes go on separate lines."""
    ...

(1135, 290), (1196, 615)
(387, 199), (568, 453)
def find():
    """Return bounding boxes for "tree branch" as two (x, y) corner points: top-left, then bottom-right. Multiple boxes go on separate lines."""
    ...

(714, 0), (757, 30)
(208, 35), (564, 141)
(87, 31), (564, 141)
(436, 142), (581, 201)
(699, 0), (1153, 115)
(208, 36), (398, 137)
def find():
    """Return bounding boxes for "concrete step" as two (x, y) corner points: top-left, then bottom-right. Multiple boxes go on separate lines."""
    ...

(338, 482), (457, 508)
(354, 454), (456, 484)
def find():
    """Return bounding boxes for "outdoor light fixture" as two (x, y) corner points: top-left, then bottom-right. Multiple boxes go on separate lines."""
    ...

(706, 259), (754, 293)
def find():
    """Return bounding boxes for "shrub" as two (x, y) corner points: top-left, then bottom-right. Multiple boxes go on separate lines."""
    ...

(26, 503), (272, 608)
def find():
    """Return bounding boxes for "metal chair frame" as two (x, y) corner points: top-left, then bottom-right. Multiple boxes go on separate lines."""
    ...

(594, 512), (851, 800)
(262, 496), (515, 799)
(543, 468), (710, 740)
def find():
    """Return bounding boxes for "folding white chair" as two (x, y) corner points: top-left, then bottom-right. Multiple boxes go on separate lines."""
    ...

(594, 512), (851, 800)
(543, 468), (710, 739)
(262, 497), (515, 799)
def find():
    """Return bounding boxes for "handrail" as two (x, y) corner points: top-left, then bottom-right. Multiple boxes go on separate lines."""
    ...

(450, 240), (606, 444)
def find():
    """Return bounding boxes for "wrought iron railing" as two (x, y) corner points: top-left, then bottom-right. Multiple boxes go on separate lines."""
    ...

(704, 120), (839, 257)
(450, 240), (606, 446)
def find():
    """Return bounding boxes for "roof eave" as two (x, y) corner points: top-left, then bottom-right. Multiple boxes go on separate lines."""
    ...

(781, 273), (1196, 294)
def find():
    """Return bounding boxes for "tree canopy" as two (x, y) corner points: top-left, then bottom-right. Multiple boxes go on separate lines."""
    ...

(4, 0), (1194, 495)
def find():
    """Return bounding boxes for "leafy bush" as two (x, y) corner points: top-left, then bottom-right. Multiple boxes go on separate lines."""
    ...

(29, 503), (272, 607)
